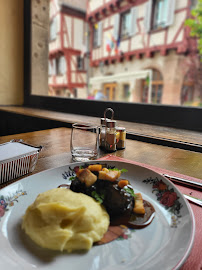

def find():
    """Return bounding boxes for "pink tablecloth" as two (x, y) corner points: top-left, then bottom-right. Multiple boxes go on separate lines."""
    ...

(99, 155), (202, 270)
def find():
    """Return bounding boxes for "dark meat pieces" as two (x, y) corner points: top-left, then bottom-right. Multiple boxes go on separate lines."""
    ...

(70, 178), (134, 218)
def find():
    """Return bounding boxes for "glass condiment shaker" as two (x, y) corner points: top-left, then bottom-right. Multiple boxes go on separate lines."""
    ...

(99, 117), (107, 149)
(116, 127), (126, 149)
(105, 120), (117, 152)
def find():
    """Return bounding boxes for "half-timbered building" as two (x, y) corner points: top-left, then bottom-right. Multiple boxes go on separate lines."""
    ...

(49, 0), (87, 98)
(87, 0), (200, 105)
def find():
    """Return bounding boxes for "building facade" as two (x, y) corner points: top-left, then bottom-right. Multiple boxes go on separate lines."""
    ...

(86, 0), (200, 105)
(48, 0), (87, 98)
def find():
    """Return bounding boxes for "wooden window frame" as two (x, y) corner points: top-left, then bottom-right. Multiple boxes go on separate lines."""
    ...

(23, 0), (202, 132)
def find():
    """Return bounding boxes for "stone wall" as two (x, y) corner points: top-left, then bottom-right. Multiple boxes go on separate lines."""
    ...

(31, 0), (49, 96)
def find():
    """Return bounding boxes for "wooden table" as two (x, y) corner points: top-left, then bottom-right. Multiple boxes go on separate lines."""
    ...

(1, 127), (202, 270)
(1, 127), (202, 183)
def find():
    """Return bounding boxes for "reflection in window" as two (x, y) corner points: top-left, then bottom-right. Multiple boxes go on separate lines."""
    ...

(142, 69), (163, 104)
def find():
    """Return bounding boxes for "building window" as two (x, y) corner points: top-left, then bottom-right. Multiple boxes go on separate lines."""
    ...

(181, 73), (195, 105)
(93, 22), (102, 48)
(77, 56), (84, 70)
(122, 84), (130, 99)
(93, 25), (98, 47)
(52, 55), (66, 75)
(144, 0), (176, 32)
(153, 0), (168, 29)
(120, 11), (131, 39)
(142, 69), (163, 104)
(104, 83), (116, 101)
(190, 0), (198, 9)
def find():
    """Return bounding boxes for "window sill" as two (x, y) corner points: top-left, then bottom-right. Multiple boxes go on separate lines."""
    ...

(0, 106), (202, 152)
(149, 26), (168, 34)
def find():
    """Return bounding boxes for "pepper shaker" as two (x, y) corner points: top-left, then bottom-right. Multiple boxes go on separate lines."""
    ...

(99, 117), (107, 149)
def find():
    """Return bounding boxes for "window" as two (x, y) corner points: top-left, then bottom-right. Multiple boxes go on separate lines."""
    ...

(181, 73), (195, 106)
(104, 83), (116, 101)
(142, 69), (163, 104)
(93, 24), (98, 47)
(153, 0), (168, 29)
(50, 56), (66, 75)
(93, 22), (102, 48)
(77, 56), (84, 70)
(24, 0), (202, 132)
(190, 0), (198, 9)
(120, 11), (131, 39)
(144, 0), (176, 32)
(123, 84), (130, 99)
(115, 7), (138, 40)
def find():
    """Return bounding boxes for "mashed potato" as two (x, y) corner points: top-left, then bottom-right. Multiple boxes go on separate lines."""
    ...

(22, 188), (109, 252)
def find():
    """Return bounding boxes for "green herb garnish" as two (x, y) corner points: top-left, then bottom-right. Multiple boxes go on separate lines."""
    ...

(108, 168), (128, 173)
(69, 176), (76, 181)
(91, 191), (105, 203)
(123, 186), (137, 198)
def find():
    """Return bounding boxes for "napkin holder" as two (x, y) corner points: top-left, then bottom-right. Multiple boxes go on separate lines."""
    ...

(0, 140), (42, 185)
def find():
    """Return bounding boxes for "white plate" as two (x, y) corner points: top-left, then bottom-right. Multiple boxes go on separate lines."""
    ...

(0, 161), (195, 270)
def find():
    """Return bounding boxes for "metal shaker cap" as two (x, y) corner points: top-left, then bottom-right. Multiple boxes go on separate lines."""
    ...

(100, 117), (107, 125)
(106, 120), (116, 128)
(116, 126), (126, 131)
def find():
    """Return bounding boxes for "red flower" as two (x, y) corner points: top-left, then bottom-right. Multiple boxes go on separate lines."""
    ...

(153, 180), (167, 191)
(0, 205), (5, 217)
(160, 191), (177, 207)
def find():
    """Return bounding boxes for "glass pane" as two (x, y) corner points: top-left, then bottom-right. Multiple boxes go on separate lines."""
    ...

(30, 0), (202, 108)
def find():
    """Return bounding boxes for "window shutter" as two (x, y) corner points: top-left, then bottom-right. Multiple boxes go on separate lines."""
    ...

(164, 0), (176, 27)
(52, 59), (56, 75)
(144, 0), (152, 33)
(48, 60), (52, 76)
(130, 7), (138, 36)
(59, 56), (66, 74)
(56, 15), (60, 33)
(50, 18), (57, 40)
(97, 21), (103, 47)
(113, 13), (120, 40)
